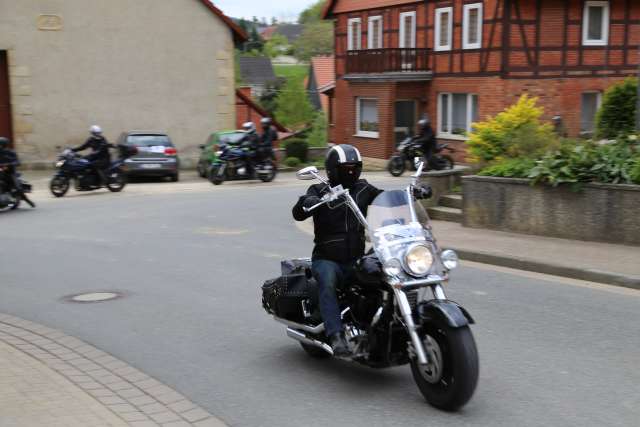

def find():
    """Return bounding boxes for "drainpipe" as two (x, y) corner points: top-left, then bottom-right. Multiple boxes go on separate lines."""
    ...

(636, 46), (640, 131)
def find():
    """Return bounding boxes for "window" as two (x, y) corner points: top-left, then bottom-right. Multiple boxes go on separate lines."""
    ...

(356, 98), (379, 138)
(463, 3), (483, 49)
(348, 18), (362, 51)
(435, 7), (453, 51)
(583, 1), (609, 46)
(581, 92), (602, 133)
(438, 93), (479, 137)
(368, 16), (383, 49)
(399, 11), (416, 48)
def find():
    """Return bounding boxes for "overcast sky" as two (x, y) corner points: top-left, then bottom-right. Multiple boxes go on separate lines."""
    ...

(213, 0), (320, 22)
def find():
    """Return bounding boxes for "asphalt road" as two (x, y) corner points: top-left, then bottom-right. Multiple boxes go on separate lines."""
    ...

(1, 172), (639, 427)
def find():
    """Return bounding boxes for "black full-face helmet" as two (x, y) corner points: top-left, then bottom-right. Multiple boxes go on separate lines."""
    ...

(325, 144), (363, 188)
(0, 137), (9, 148)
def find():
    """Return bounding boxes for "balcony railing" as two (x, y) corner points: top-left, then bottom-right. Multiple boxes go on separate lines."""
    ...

(345, 48), (430, 74)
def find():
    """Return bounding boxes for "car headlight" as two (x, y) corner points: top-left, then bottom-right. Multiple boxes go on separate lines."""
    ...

(405, 244), (433, 276)
(441, 249), (459, 270)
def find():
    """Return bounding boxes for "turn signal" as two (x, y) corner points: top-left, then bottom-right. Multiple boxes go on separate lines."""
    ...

(165, 147), (177, 156)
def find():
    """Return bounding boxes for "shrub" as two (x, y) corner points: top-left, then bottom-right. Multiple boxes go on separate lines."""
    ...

(307, 113), (328, 148)
(595, 78), (638, 139)
(284, 157), (301, 167)
(466, 95), (558, 164)
(478, 158), (537, 178)
(284, 139), (309, 162)
(630, 159), (640, 185)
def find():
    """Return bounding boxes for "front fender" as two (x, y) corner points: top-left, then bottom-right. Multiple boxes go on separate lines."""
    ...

(416, 299), (475, 328)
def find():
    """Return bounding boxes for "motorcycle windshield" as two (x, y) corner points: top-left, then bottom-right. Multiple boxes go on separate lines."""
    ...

(367, 190), (428, 231)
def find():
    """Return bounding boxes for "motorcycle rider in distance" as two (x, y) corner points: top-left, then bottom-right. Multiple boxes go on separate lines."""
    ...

(411, 118), (439, 170)
(258, 117), (278, 163)
(0, 137), (18, 172)
(72, 125), (111, 185)
(240, 121), (259, 177)
(292, 145), (432, 356)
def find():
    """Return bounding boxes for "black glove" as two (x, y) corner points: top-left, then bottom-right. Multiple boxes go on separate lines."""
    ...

(413, 184), (432, 200)
(303, 195), (321, 210)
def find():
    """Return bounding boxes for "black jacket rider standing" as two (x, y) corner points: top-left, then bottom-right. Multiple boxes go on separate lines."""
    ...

(72, 125), (111, 183)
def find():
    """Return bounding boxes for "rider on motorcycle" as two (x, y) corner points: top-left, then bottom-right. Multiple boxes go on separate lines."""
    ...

(72, 125), (111, 185)
(240, 122), (260, 176)
(0, 137), (19, 172)
(411, 118), (439, 169)
(258, 117), (278, 163)
(292, 145), (432, 356)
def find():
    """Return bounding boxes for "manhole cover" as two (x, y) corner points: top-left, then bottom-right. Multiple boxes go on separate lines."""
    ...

(64, 292), (125, 303)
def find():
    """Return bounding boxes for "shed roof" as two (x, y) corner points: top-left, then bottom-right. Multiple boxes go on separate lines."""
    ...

(238, 56), (277, 86)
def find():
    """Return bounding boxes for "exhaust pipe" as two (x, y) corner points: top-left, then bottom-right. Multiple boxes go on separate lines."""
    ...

(286, 328), (333, 356)
(273, 316), (325, 334)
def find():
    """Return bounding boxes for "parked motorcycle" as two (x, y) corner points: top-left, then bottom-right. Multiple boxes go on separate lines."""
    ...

(49, 145), (137, 198)
(388, 137), (456, 176)
(0, 163), (34, 211)
(262, 162), (478, 410)
(208, 142), (276, 185)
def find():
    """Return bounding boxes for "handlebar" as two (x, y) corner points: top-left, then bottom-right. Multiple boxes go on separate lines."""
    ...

(302, 186), (349, 213)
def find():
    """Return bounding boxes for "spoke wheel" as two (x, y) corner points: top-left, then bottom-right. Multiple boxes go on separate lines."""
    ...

(107, 170), (127, 192)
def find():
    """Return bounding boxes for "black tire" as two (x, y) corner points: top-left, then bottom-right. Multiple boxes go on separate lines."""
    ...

(107, 170), (127, 192)
(259, 163), (277, 183)
(410, 322), (479, 411)
(387, 156), (406, 177)
(300, 343), (331, 359)
(0, 192), (20, 212)
(170, 173), (179, 182)
(441, 155), (455, 170)
(197, 162), (206, 178)
(50, 176), (70, 198)
(208, 165), (225, 185)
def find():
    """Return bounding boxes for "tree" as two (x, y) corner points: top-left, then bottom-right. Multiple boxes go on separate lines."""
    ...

(274, 78), (314, 130)
(264, 33), (290, 58)
(307, 112), (328, 147)
(298, 0), (326, 24)
(271, 17), (278, 26)
(293, 22), (334, 61)
(595, 78), (638, 139)
(258, 79), (284, 116)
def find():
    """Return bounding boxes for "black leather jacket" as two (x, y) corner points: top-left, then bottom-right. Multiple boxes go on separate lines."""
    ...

(0, 148), (19, 167)
(412, 126), (437, 157)
(73, 135), (111, 165)
(292, 180), (383, 263)
(259, 126), (278, 148)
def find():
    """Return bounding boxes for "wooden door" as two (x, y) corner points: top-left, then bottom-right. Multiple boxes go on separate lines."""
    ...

(0, 51), (12, 145)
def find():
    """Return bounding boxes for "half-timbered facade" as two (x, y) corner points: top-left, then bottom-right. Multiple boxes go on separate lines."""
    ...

(323, 0), (640, 160)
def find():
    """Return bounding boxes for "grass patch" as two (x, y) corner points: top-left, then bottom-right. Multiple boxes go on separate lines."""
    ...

(274, 65), (308, 83)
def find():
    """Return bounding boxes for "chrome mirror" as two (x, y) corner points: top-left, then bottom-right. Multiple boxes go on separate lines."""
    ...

(296, 166), (319, 180)
(414, 157), (424, 169)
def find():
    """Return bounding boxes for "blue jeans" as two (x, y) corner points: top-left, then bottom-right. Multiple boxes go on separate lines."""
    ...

(311, 259), (354, 337)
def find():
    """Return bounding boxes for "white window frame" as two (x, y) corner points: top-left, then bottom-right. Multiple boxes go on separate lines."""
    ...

(348, 18), (362, 51)
(356, 97), (379, 138)
(399, 11), (416, 48)
(368, 16), (383, 49)
(582, 1), (609, 46)
(437, 93), (478, 139)
(463, 3), (483, 49)
(580, 91), (603, 133)
(435, 7), (453, 51)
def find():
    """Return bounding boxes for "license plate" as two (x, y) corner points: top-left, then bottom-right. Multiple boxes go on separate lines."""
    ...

(141, 164), (162, 169)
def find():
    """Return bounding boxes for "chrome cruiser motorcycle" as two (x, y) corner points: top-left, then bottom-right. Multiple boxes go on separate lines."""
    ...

(262, 162), (478, 410)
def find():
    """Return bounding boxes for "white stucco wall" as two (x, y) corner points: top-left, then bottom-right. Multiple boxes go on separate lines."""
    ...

(0, 0), (236, 165)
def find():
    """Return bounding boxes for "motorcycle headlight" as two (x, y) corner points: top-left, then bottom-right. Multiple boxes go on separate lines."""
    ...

(441, 249), (459, 270)
(215, 151), (223, 156)
(383, 258), (402, 277)
(404, 244), (433, 276)
(55, 161), (64, 168)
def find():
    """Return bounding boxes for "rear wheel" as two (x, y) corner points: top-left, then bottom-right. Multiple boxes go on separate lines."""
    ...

(0, 192), (19, 212)
(300, 343), (331, 359)
(170, 172), (179, 182)
(50, 176), (70, 198)
(208, 165), (225, 185)
(197, 162), (207, 178)
(107, 170), (127, 192)
(259, 162), (277, 183)
(387, 156), (406, 177)
(410, 321), (478, 411)
(440, 155), (455, 170)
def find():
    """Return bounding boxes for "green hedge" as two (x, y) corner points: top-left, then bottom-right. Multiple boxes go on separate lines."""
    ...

(284, 139), (309, 162)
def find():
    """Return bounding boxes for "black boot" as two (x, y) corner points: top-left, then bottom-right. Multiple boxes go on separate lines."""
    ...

(329, 333), (350, 357)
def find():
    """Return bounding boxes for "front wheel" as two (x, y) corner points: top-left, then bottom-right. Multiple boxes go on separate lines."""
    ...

(387, 155), (406, 177)
(410, 323), (478, 411)
(107, 170), (127, 192)
(258, 163), (277, 183)
(440, 155), (455, 170)
(50, 176), (70, 198)
(208, 165), (225, 185)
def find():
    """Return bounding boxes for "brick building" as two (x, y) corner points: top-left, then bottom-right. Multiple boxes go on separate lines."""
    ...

(322, 0), (640, 160)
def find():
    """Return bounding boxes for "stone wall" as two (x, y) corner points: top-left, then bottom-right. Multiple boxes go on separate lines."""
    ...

(463, 176), (640, 245)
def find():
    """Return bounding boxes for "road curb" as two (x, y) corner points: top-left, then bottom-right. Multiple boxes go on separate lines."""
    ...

(452, 248), (640, 290)
(0, 313), (227, 426)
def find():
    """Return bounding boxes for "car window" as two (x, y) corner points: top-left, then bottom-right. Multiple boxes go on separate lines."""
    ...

(127, 135), (172, 147)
